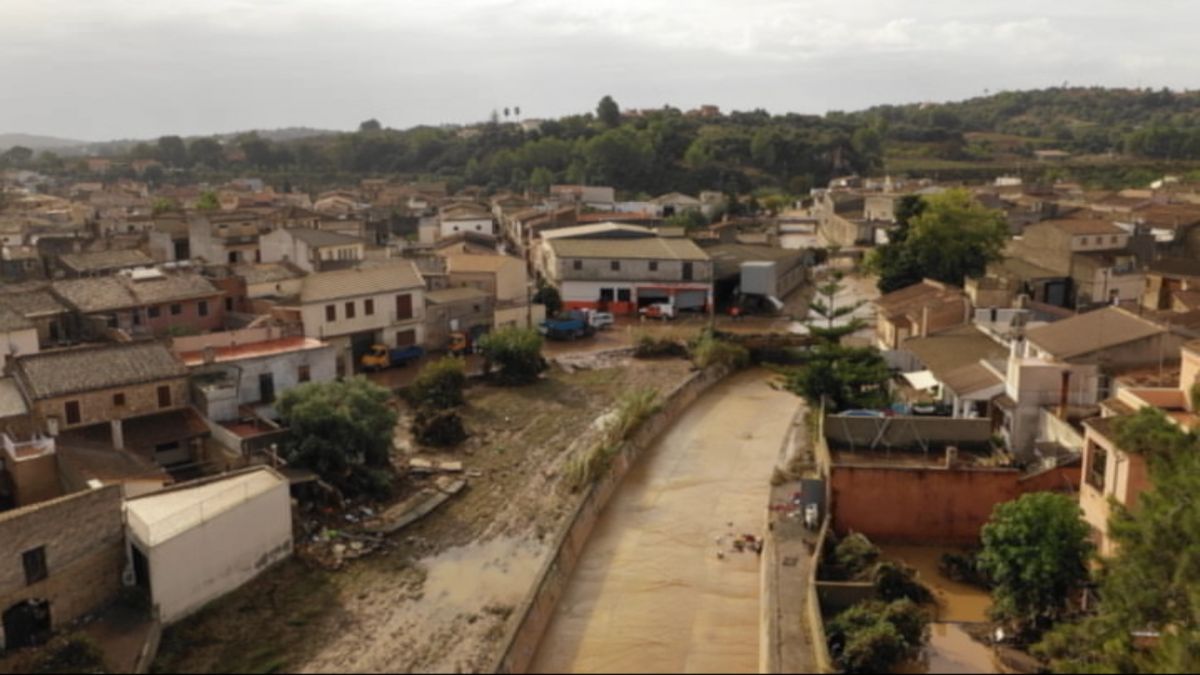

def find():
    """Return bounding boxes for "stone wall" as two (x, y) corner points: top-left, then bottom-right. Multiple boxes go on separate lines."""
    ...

(0, 486), (124, 649)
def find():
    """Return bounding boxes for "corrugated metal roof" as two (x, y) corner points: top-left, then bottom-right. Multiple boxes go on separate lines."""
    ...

(547, 236), (709, 261)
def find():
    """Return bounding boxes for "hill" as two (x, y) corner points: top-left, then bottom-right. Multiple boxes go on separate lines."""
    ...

(0, 133), (90, 152)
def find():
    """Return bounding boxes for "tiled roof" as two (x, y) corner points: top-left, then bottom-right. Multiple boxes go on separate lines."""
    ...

(52, 272), (221, 313)
(875, 279), (965, 318)
(547, 237), (710, 262)
(58, 249), (154, 273)
(232, 262), (307, 286)
(903, 325), (1009, 380)
(299, 260), (423, 304)
(1025, 307), (1165, 360)
(1043, 219), (1126, 236)
(284, 228), (364, 248)
(445, 254), (520, 274)
(426, 287), (492, 304)
(0, 284), (69, 318)
(15, 341), (188, 399)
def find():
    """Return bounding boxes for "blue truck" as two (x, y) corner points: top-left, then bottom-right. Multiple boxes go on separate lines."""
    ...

(539, 310), (598, 341)
(361, 344), (425, 370)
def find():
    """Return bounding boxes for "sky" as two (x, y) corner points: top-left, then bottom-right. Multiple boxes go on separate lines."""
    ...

(2, 0), (1197, 141)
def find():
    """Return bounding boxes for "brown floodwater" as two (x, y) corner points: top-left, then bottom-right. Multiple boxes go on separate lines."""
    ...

(528, 370), (800, 674)
(881, 546), (998, 675)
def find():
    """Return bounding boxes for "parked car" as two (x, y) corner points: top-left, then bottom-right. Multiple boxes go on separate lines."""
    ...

(361, 344), (425, 371)
(540, 310), (597, 341)
(590, 311), (615, 330)
(639, 303), (676, 320)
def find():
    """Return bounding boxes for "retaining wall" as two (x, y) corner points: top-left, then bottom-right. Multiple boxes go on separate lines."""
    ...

(490, 364), (733, 674)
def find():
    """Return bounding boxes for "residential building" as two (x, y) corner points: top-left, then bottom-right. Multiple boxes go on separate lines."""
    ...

(444, 254), (537, 329)
(0, 305), (39, 373)
(899, 325), (1010, 419)
(259, 227), (366, 273)
(125, 467), (292, 624)
(56, 249), (155, 278)
(540, 236), (713, 315)
(287, 261), (426, 376)
(548, 185), (616, 210)
(0, 486), (125, 650)
(0, 284), (72, 349)
(174, 328), (337, 419)
(51, 269), (226, 338)
(649, 193), (702, 218)
(437, 204), (495, 239)
(188, 212), (271, 265)
(998, 219), (1146, 308)
(874, 280), (972, 351)
(12, 341), (206, 468)
(424, 287), (494, 350)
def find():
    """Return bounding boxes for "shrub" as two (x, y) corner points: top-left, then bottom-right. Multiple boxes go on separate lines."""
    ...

(412, 408), (468, 447)
(832, 533), (882, 580)
(690, 333), (750, 369)
(873, 561), (933, 603)
(632, 330), (688, 358)
(478, 327), (545, 385)
(604, 388), (660, 446)
(408, 357), (466, 410)
(828, 600), (931, 674)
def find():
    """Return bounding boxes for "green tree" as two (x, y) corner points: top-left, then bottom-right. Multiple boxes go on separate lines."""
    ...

(785, 345), (891, 412)
(597, 95), (621, 128)
(408, 357), (466, 410)
(664, 209), (708, 231)
(276, 378), (398, 498)
(532, 283), (563, 316)
(359, 118), (382, 132)
(978, 492), (1093, 635)
(151, 197), (180, 215)
(865, 195), (928, 293)
(195, 190), (220, 211)
(828, 600), (930, 674)
(477, 327), (545, 386)
(1, 146), (33, 167)
(529, 166), (555, 194)
(807, 271), (864, 343)
(1036, 408), (1200, 673)
(156, 135), (188, 167)
(188, 137), (224, 168)
(868, 189), (1007, 292)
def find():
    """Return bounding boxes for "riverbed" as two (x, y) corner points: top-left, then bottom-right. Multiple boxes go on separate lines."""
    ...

(529, 370), (800, 674)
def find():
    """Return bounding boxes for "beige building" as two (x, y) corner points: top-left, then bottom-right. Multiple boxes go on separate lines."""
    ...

(259, 228), (366, 273)
(444, 254), (537, 329)
(289, 262), (426, 376)
(873, 280), (972, 351)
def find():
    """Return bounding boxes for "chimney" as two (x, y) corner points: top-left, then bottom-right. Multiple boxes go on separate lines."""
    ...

(921, 305), (931, 337)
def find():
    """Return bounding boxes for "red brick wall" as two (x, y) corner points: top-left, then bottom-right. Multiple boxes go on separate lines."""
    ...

(831, 464), (1081, 544)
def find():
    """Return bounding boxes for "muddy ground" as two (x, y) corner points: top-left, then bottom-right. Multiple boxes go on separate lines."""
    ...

(152, 356), (695, 674)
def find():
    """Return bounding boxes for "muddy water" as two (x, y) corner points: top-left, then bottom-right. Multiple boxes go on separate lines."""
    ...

(882, 546), (998, 675)
(529, 370), (799, 674)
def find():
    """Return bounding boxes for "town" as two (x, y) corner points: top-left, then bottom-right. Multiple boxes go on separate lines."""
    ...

(1, 94), (1200, 675)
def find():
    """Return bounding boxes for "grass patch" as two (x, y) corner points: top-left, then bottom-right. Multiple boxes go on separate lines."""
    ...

(567, 388), (661, 491)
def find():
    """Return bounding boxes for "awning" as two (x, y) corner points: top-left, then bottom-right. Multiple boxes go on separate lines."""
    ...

(901, 370), (940, 391)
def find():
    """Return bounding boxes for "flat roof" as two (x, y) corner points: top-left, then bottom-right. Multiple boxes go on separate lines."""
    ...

(177, 336), (328, 367)
(126, 467), (285, 547)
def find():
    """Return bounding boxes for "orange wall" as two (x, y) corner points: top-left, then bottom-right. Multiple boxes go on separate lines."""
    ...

(831, 464), (1081, 544)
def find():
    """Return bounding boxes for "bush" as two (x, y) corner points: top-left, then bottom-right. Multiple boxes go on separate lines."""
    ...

(478, 327), (545, 385)
(832, 533), (882, 580)
(412, 408), (468, 447)
(604, 388), (660, 446)
(873, 561), (933, 604)
(408, 357), (466, 410)
(690, 334), (750, 369)
(34, 636), (106, 674)
(633, 330), (688, 359)
(828, 600), (930, 674)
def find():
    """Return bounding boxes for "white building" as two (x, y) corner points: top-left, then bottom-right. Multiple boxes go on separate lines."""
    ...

(437, 204), (495, 239)
(124, 467), (293, 624)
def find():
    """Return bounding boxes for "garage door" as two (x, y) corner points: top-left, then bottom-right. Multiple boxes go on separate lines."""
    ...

(637, 288), (669, 306)
(676, 290), (707, 310)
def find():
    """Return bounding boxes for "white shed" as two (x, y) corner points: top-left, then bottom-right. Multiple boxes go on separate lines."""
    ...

(124, 467), (293, 624)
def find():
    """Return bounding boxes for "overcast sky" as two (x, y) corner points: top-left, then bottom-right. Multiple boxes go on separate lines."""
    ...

(2, 0), (1197, 141)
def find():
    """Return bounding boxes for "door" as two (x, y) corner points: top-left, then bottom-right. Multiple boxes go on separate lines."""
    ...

(395, 329), (417, 347)
(395, 294), (413, 320)
(3, 600), (51, 649)
(259, 373), (275, 404)
(675, 290), (707, 310)
(131, 545), (151, 594)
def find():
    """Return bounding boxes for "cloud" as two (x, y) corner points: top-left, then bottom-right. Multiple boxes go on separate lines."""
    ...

(0, 0), (1196, 139)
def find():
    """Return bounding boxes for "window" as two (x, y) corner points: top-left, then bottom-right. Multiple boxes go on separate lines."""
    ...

(198, 301), (209, 317)
(228, 251), (238, 264)
(1111, 236), (1119, 245)
(345, 301), (356, 319)
(170, 304), (182, 316)
(682, 262), (694, 281)
(617, 289), (632, 302)
(573, 260), (583, 271)
(649, 261), (659, 272)
(225, 297), (234, 312)
(254, 249), (262, 263)
(259, 373), (275, 403)
(64, 401), (81, 426)
(157, 385), (172, 409)
(364, 299), (374, 316)
(298, 365), (311, 383)
(1086, 444), (1108, 492)
(22, 547), (47, 586)
(113, 393), (126, 407)
(600, 288), (615, 302)
(131, 310), (141, 326)
(610, 260), (620, 271)
(395, 294), (413, 320)
(148, 305), (161, 319)
(325, 304), (337, 322)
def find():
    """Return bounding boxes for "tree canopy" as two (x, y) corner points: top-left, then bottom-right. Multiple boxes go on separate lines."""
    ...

(596, 95), (621, 128)
(978, 492), (1093, 635)
(867, 189), (1008, 292)
(478, 327), (545, 385)
(276, 378), (398, 498)
(1036, 408), (1200, 673)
